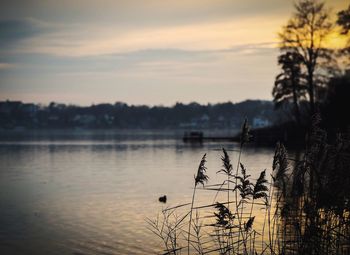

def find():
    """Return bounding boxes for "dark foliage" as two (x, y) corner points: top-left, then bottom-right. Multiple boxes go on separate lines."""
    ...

(277, 0), (335, 115)
(235, 163), (253, 200)
(195, 154), (209, 187)
(213, 202), (234, 227)
(240, 118), (250, 146)
(217, 148), (233, 176)
(0, 100), (279, 129)
(273, 51), (307, 124)
(337, 4), (350, 35)
(322, 71), (350, 136)
(244, 216), (255, 232)
(252, 170), (268, 200)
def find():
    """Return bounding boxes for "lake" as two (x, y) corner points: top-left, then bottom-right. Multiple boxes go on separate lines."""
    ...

(0, 130), (274, 255)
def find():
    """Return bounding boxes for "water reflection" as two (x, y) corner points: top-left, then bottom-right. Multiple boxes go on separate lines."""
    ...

(0, 130), (273, 254)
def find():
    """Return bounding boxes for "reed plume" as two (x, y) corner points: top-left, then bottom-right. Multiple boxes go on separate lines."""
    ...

(149, 116), (350, 255)
(217, 148), (233, 211)
(188, 154), (208, 255)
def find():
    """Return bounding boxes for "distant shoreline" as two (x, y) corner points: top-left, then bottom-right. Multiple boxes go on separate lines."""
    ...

(0, 99), (284, 130)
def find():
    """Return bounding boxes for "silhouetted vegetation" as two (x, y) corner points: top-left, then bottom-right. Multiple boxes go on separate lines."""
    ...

(0, 100), (280, 130)
(276, 0), (336, 116)
(274, 114), (350, 255)
(322, 71), (350, 137)
(267, 0), (350, 146)
(273, 52), (307, 125)
(337, 4), (350, 55)
(148, 117), (350, 254)
(148, 1), (350, 254)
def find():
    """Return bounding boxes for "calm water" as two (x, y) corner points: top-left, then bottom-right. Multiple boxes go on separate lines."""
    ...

(0, 130), (274, 255)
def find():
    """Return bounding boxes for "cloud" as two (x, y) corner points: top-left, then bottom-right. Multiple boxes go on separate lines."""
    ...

(0, 63), (15, 69)
(1, 0), (344, 58)
(0, 0), (345, 105)
(9, 15), (282, 58)
(0, 0), (290, 26)
(0, 19), (42, 44)
(1, 43), (276, 76)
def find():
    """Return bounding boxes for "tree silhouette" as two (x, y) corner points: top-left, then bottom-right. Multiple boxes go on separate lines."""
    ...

(323, 71), (350, 133)
(337, 4), (350, 58)
(337, 4), (350, 35)
(279, 0), (334, 114)
(273, 51), (307, 125)
(321, 4), (350, 134)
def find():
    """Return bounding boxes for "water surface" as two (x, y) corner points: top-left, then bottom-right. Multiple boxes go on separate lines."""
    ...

(0, 130), (274, 255)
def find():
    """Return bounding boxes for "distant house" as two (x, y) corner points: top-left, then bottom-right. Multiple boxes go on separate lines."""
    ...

(103, 114), (114, 125)
(73, 114), (96, 126)
(252, 117), (271, 128)
(21, 103), (39, 116)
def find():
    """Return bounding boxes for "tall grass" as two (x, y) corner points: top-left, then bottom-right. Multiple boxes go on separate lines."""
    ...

(147, 117), (350, 255)
(187, 154), (208, 255)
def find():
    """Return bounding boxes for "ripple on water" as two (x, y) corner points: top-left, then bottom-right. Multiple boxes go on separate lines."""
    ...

(0, 137), (274, 254)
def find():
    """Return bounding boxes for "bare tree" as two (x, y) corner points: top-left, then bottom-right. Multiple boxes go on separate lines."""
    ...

(279, 0), (334, 114)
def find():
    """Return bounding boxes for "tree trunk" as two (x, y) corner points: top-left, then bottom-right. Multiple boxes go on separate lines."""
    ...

(307, 65), (315, 115)
(292, 71), (302, 126)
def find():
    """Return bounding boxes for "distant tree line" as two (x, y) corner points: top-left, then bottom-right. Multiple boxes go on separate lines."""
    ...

(0, 100), (286, 130)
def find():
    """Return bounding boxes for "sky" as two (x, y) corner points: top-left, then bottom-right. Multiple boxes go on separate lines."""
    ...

(0, 0), (347, 106)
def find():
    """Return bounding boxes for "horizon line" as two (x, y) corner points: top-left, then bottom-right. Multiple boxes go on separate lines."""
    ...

(0, 98), (272, 108)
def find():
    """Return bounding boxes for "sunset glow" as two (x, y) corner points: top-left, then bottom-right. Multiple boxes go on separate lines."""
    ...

(0, 0), (347, 105)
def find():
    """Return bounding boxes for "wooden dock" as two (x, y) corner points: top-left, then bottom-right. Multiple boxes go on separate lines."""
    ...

(182, 131), (239, 143)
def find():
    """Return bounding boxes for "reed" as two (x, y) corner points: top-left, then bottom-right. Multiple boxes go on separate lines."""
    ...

(147, 117), (350, 255)
(187, 153), (208, 255)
